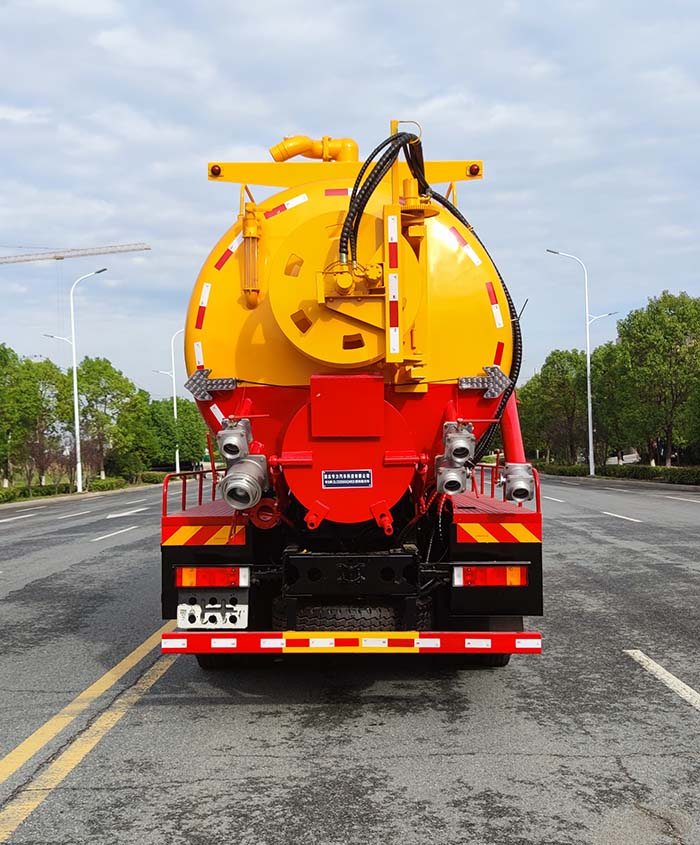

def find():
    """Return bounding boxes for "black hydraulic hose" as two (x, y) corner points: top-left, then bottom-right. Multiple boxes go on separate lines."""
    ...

(339, 132), (416, 263)
(349, 141), (406, 261)
(339, 130), (522, 461)
(397, 146), (523, 460)
(346, 138), (409, 263)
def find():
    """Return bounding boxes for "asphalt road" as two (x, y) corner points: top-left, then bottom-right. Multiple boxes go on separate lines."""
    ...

(1, 478), (700, 844)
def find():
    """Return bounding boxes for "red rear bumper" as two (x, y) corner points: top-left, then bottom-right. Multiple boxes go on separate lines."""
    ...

(162, 630), (542, 655)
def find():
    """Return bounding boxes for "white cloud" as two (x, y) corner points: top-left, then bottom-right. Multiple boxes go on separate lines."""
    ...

(24, 0), (123, 17)
(0, 0), (699, 392)
(0, 105), (51, 124)
(641, 66), (700, 103)
(92, 25), (215, 83)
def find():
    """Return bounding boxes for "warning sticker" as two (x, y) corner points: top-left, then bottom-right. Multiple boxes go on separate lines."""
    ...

(322, 470), (373, 489)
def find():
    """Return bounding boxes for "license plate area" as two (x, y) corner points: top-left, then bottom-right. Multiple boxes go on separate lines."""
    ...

(177, 589), (249, 629)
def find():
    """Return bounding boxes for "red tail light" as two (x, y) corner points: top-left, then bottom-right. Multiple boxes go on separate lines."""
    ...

(175, 566), (249, 588)
(453, 564), (528, 587)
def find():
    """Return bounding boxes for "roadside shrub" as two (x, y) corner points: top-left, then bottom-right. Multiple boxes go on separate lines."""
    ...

(87, 477), (128, 492)
(597, 464), (700, 485)
(0, 488), (18, 504)
(17, 483), (72, 498)
(537, 462), (700, 485)
(141, 471), (167, 484)
(534, 463), (589, 477)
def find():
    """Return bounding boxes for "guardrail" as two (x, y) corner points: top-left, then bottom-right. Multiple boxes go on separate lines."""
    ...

(470, 461), (541, 512)
(162, 469), (220, 517)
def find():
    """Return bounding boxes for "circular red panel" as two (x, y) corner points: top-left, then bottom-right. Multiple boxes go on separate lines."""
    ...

(282, 400), (416, 524)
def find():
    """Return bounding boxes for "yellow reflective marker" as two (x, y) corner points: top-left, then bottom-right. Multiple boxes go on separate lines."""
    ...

(0, 655), (177, 842)
(0, 620), (175, 786)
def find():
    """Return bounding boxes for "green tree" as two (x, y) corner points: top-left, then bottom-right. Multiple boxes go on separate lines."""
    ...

(148, 397), (207, 468)
(517, 374), (548, 461)
(0, 344), (20, 483)
(590, 341), (638, 464)
(617, 291), (700, 466)
(538, 349), (587, 463)
(78, 357), (136, 478)
(176, 399), (208, 466)
(108, 389), (160, 480)
(0, 355), (70, 491)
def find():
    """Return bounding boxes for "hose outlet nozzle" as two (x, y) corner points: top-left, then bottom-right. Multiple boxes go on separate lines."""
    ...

(219, 455), (268, 511)
(502, 462), (535, 503)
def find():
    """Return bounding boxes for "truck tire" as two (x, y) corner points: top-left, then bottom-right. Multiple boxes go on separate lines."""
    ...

(450, 616), (521, 669)
(196, 653), (231, 670)
(195, 654), (265, 670)
(272, 599), (432, 632)
(470, 653), (511, 668)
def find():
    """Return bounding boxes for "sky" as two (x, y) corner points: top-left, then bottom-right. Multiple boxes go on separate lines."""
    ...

(1, 0), (699, 399)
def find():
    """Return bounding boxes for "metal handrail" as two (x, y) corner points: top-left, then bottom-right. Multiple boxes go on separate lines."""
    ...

(162, 469), (218, 518)
(470, 461), (541, 513)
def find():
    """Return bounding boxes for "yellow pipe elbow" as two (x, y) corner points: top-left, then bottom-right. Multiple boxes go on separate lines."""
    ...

(269, 135), (358, 163)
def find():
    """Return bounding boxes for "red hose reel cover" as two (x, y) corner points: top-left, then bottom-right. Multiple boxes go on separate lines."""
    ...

(281, 378), (417, 525)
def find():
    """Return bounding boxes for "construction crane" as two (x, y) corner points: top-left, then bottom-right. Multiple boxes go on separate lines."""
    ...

(0, 243), (151, 265)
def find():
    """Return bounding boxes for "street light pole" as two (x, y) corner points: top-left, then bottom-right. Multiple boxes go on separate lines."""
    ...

(546, 249), (595, 476)
(69, 268), (107, 492)
(154, 328), (185, 474)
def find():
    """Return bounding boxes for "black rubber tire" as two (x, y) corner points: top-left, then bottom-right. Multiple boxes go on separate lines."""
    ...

(195, 653), (266, 670)
(195, 653), (232, 671)
(447, 616), (522, 669)
(272, 599), (432, 632)
(468, 653), (511, 668)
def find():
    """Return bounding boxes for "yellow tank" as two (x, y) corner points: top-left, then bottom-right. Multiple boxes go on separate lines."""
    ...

(183, 122), (523, 531)
(185, 126), (514, 392)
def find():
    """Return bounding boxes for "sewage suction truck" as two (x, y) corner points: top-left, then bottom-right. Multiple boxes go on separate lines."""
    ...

(161, 120), (542, 667)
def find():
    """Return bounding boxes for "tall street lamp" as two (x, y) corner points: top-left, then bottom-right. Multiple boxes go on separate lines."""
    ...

(69, 268), (107, 492)
(546, 249), (601, 477)
(154, 328), (185, 473)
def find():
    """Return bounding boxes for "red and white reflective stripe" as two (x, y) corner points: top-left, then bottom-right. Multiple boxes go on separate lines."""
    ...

(264, 192), (308, 219)
(449, 226), (482, 266)
(193, 341), (204, 369)
(387, 214), (399, 268)
(162, 630), (542, 654)
(209, 403), (226, 425)
(494, 340), (505, 366)
(485, 282), (504, 328)
(388, 272), (400, 354)
(212, 637), (237, 649)
(324, 187), (350, 197)
(214, 232), (243, 271)
(195, 283), (211, 329)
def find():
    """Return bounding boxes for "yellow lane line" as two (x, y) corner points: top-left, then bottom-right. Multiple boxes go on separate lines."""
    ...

(0, 655), (177, 842)
(0, 620), (175, 786)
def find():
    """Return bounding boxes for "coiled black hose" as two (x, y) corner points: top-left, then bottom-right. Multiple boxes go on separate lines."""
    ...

(338, 132), (522, 460)
(339, 132), (417, 264)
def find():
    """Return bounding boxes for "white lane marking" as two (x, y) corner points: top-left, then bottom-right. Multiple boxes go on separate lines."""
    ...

(602, 511), (642, 523)
(17, 506), (48, 512)
(665, 496), (700, 504)
(90, 526), (138, 542)
(123, 498), (148, 505)
(557, 481), (581, 486)
(56, 510), (92, 521)
(624, 649), (700, 712)
(105, 507), (149, 519)
(543, 496), (565, 503)
(0, 513), (36, 524)
(601, 486), (628, 493)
